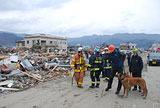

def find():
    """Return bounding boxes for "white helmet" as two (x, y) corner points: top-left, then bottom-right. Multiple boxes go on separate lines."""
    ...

(78, 47), (83, 51)
(104, 47), (108, 51)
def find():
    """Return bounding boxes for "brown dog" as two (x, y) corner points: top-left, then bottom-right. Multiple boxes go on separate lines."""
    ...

(117, 73), (148, 99)
(123, 72), (132, 78)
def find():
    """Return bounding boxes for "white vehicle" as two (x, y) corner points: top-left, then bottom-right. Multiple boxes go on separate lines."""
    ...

(147, 52), (160, 66)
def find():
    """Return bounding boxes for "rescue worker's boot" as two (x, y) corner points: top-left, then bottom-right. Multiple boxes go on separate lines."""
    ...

(89, 84), (95, 88)
(115, 91), (120, 94)
(78, 86), (83, 88)
(105, 87), (111, 91)
(95, 84), (100, 88)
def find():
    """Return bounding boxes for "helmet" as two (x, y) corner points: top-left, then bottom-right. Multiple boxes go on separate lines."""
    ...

(104, 47), (108, 51)
(133, 49), (138, 53)
(95, 48), (100, 52)
(78, 47), (83, 52)
(100, 49), (103, 52)
(108, 45), (115, 53)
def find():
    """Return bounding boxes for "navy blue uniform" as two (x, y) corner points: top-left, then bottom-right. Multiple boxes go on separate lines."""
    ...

(106, 49), (124, 93)
(102, 53), (112, 81)
(89, 53), (102, 88)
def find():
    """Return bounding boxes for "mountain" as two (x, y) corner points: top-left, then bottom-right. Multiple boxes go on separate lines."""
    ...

(68, 33), (160, 48)
(0, 32), (24, 47)
(0, 31), (159, 48)
(0, 31), (26, 38)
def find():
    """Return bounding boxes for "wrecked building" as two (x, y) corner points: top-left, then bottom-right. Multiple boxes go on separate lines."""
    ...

(16, 34), (68, 52)
(119, 42), (136, 50)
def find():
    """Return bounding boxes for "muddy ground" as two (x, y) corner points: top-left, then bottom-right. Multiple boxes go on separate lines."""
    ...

(0, 53), (160, 108)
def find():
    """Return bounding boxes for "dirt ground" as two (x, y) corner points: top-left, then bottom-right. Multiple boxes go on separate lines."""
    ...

(0, 53), (160, 108)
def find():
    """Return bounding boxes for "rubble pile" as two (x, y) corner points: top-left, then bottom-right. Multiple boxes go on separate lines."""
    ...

(0, 52), (73, 94)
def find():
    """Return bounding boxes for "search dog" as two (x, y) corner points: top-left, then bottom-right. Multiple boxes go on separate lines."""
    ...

(117, 72), (148, 99)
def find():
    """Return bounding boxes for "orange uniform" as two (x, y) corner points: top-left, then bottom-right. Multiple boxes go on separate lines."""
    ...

(71, 53), (87, 87)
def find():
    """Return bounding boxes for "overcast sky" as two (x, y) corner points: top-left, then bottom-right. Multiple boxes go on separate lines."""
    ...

(0, 0), (159, 37)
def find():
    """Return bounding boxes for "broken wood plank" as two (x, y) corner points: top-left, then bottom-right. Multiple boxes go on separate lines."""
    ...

(0, 56), (9, 60)
(50, 64), (59, 72)
(20, 71), (43, 82)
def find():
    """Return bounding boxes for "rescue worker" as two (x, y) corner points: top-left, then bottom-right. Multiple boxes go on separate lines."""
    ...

(89, 48), (102, 88)
(102, 47), (112, 81)
(101, 51), (106, 78)
(127, 52), (132, 66)
(129, 49), (143, 92)
(105, 45), (124, 94)
(100, 49), (103, 57)
(71, 47), (88, 88)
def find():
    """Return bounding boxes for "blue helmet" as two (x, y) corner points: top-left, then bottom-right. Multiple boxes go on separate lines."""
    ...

(95, 48), (100, 52)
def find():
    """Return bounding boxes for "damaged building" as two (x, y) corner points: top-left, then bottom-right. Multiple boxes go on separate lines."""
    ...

(119, 42), (136, 50)
(16, 34), (68, 52)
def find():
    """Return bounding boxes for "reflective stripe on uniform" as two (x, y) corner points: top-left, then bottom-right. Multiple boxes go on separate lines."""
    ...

(84, 64), (87, 66)
(93, 72), (95, 76)
(90, 68), (100, 71)
(74, 70), (85, 72)
(74, 70), (80, 72)
(76, 62), (84, 64)
(78, 82), (83, 84)
(104, 66), (112, 69)
(96, 81), (100, 84)
(88, 64), (92, 67)
(91, 81), (95, 84)
(80, 57), (81, 64)
(94, 68), (100, 71)
(94, 61), (102, 63)
(80, 57), (82, 70)
(72, 59), (75, 62)
(90, 69), (94, 71)
(71, 65), (75, 67)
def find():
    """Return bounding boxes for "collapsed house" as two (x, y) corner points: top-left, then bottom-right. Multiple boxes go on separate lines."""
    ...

(0, 51), (75, 94)
(119, 42), (136, 50)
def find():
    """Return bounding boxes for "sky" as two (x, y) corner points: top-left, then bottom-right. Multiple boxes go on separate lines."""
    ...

(0, 0), (160, 37)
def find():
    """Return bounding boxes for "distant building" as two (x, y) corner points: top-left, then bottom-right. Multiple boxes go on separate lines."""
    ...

(16, 40), (25, 48)
(149, 42), (160, 51)
(16, 34), (67, 52)
(119, 42), (136, 50)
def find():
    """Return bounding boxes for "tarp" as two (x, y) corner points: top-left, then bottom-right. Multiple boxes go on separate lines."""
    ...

(10, 55), (18, 62)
